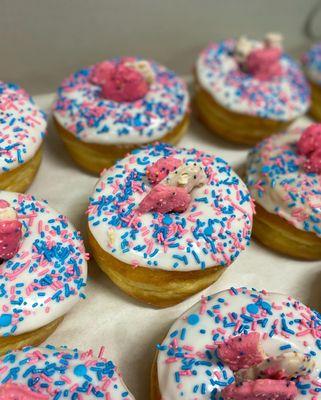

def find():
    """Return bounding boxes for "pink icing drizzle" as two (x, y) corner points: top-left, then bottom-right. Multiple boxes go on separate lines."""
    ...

(89, 61), (149, 102)
(246, 47), (282, 80)
(0, 383), (48, 400)
(297, 123), (321, 174)
(0, 200), (22, 260)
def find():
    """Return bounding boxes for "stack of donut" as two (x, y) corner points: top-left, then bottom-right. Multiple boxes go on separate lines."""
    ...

(0, 29), (320, 400)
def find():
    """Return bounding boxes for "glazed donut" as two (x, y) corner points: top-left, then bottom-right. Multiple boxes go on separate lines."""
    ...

(194, 34), (310, 145)
(87, 143), (253, 307)
(302, 43), (321, 121)
(0, 191), (88, 354)
(0, 82), (47, 192)
(52, 57), (190, 175)
(152, 287), (321, 400)
(246, 123), (321, 260)
(0, 344), (135, 399)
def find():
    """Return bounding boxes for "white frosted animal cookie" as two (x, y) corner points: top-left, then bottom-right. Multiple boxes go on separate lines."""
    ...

(236, 351), (315, 382)
(124, 60), (156, 84)
(162, 162), (208, 193)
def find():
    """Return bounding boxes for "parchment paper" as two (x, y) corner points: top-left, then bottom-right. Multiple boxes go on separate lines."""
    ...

(30, 92), (321, 399)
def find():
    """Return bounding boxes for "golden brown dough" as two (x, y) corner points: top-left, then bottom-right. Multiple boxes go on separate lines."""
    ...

(309, 80), (321, 121)
(88, 230), (224, 308)
(0, 317), (63, 356)
(0, 147), (43, 193)
(194, 84), (292, 146)
(150, 354), (161, 400)
(54, 115), (189, 175)
(253, 204), (321, 260)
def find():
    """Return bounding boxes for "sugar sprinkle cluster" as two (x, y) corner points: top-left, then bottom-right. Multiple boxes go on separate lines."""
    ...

(246, 128), (321, 237)
(0, 192), (88, 337)
(0, 344), (134, 399)
(53, 58), (189, 145)
(196, 40), (310, 121)
(88, 143), (253, 271)
(157, 287), (321, 399)
(0, 82), (46, 173)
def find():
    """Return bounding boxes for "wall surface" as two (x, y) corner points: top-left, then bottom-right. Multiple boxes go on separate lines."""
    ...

(1, 0), (321, 94)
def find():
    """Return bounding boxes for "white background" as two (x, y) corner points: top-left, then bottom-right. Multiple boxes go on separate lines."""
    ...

(28, 93), (321, 399)
(1, 0), (321, 94)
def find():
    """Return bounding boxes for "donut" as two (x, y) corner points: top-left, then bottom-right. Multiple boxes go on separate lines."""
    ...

(0, 82), (47, 192)
(0, 344), (135, 399)
(194, 33), (310, 145)
(302, 43), (321, 121)
(152, 287), (321, 400)
(246, 123), (321, 260)
(52, 57), (190, 175)
(87, 143), (253, 307)
(0, 191), (88, 354)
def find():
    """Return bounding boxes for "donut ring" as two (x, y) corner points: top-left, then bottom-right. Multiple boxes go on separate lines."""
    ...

(246, 126), (321, 259)
(52, 57), (190, 174)
(88, 143), (253, 307)
(0, 82), (46, 192)
(194, 39), (310, 145)
(152, 287), (321, 399)
(0, 191), (87, 354)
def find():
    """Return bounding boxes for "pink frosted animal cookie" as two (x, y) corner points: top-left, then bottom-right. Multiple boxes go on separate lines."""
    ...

(0, 383), (49, 399)
(305, 148), (321, 174)
(234, 32), (283, 80)
(297, 123), (321, 155)
(139, 159), (207, 214)
(90, 61), (149, 102)
(246, 47), (282, 80)
(137, 185), (191, 214)
(146, 156), (182, 186)
(297, 123), (321, 173)
(0, 200), (22, 260)
(89, 61), (115, 85)
(217, 332), (266, 371)
(221, 379), (298, 400)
